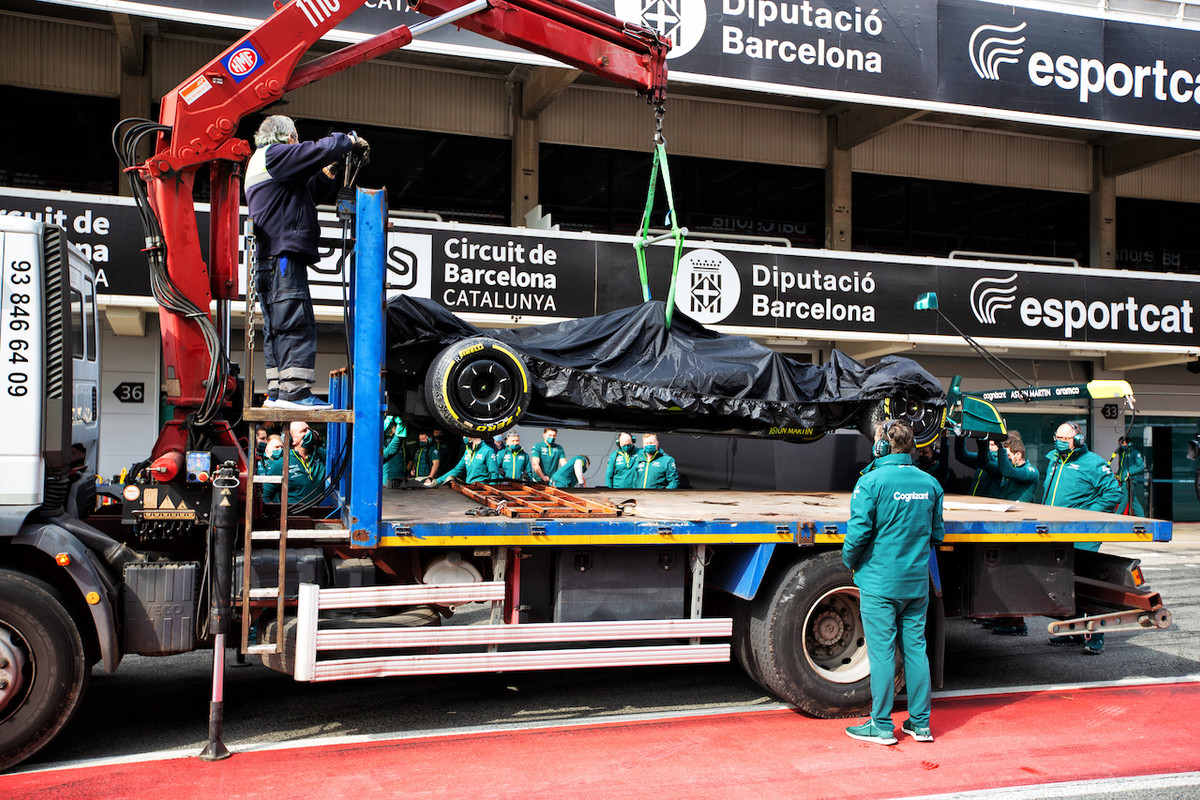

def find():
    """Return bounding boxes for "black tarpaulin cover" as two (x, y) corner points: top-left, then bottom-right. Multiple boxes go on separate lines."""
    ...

(386, 295), (943, 433)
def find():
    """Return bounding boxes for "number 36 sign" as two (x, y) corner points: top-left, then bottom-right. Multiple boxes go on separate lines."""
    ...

(113, 381), (145, 403)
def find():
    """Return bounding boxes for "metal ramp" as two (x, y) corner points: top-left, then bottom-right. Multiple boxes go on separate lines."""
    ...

(448, 480), (625, 517)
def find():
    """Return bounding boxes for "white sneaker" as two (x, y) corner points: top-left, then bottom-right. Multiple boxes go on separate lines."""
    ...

(272, 394), (333, 410)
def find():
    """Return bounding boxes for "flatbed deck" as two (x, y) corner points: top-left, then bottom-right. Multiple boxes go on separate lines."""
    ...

(376, 486), (1170, 546)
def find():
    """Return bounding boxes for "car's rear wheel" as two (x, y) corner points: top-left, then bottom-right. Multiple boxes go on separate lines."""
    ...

(425, 338), (532, 437)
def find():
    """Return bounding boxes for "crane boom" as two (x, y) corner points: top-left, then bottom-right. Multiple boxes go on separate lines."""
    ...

(127, 0), (669, 460)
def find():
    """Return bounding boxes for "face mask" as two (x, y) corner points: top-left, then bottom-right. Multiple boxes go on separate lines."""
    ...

(1117, 444), (1127, 452)
(622, 444), (635, 454)
(267, 448), (282, 461)
(643, 445), (658, 456)
(872, 439), (890, 458)
(418, 439), (428, 447)
(508, 444), (519, 452)
(546, 436), (556, 445)
(463, 437), (471, 445)
(301, 431), (315, 449)
(1054, 440), (1072, 454)
(256, 441), (266, 456)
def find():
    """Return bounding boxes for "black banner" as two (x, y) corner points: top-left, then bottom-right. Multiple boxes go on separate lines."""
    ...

(48, 0), (1200, 136)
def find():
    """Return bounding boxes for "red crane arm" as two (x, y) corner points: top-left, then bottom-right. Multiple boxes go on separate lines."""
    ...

(136, 0), (669, 432)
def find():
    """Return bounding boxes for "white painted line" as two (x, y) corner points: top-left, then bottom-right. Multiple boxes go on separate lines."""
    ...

(878, 771), (1200, 800)
(931, 673), (1200, 700)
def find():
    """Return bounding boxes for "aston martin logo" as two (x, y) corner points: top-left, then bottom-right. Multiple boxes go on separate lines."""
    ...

(969, 21), (1027, 81)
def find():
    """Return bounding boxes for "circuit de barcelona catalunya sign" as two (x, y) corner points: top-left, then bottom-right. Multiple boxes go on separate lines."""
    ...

(54, 0), (1200, 137)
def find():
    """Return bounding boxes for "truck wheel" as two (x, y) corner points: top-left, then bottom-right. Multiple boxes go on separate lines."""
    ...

(0, 569), (90, 771)
(858, 395), (946, 450)
(425, 338), (531, 437)
(748, 551), (897, 718)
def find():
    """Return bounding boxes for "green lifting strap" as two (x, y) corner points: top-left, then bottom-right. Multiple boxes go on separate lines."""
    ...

(634, 133), (687, 330)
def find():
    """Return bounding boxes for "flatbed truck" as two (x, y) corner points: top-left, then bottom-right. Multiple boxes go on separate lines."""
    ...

(0, 0), (1174, 773)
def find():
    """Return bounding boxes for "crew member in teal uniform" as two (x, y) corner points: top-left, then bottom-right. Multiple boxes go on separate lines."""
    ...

(531, 427), (566, 484)
(498, 432), (533, 482)
(954, 436), (1001, 497)
(428, 437), (499, 486)
(633, 433), (679, 489)
(261, 421), (327, 504)
(551, 455), (591, 488)
(1111, 436), (1146, 517)
(842, 420), (944, 746)
(605, 432), (640, 489)
(1042, 421), (1123, 655)
(408, 431), (442, 483)
(381, 415), (407, 488)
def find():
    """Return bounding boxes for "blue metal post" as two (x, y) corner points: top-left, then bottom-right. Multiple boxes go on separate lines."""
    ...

(347, 188), (386, 546)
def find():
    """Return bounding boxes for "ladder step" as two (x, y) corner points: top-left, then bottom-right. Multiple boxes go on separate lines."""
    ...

(248, 587), (279, 599)
(251, 528), (350, 541)
(253, 475), (283, 484)
(315, 618), (734, 651)
(304, 644), (731, 682)
(244, 643), (278, 655)
(314, 582), (507, 610)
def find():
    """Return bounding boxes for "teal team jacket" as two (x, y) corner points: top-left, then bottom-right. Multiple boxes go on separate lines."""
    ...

(843, 453), (946, 599)
(605, 448), (641, 489)
(634, 450), (679, 489)
(437, 443), (499, 485)
(1041, 445), (1122, 512)
(498, 447), (533, 482)
(984, 448), (1040, 503)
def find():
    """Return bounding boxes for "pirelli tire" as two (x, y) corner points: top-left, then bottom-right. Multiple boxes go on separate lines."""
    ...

(858, 394), (946, 450)
(425, 338), (532, 437)
(0, 569), (91, 772)
(748, 551), (901, 719)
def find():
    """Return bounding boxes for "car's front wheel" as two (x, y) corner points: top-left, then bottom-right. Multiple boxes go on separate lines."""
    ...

(858, 394), (946, 450)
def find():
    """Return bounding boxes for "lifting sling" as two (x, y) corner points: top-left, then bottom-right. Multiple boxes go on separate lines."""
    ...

(633, 106), (688, 330)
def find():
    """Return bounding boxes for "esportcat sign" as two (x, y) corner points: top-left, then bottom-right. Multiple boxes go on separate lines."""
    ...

(45, 0), (1200, 138)
(3, 187), (1196, 350)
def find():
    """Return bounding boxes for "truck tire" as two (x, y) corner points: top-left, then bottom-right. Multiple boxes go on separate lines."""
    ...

(425, 338), (531, 437)
(858, 395), (945, 450)
(748, 551), (898, 718)
(0, 569), (90, 771)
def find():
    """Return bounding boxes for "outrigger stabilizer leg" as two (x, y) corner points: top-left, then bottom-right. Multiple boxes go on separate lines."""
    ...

(199, 463), (239, 761)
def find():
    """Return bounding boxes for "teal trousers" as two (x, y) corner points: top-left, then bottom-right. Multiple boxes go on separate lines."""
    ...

(859, 591), (932, 731)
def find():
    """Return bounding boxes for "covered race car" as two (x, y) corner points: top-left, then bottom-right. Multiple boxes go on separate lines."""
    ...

(384, 296), (947, 448)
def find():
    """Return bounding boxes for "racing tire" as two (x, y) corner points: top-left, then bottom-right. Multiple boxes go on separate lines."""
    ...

(425, 338), (532, 437)
(0, 569), (91, 771)
(747, 551), (901, 719)
(858, 395), (946, 450)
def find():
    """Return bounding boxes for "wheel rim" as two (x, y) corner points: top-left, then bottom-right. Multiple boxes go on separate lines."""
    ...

(801, 586), (870, 684)
(0, 625), (31, 720)
(886, 395), (944, 448)
(452, 359), (515, 420)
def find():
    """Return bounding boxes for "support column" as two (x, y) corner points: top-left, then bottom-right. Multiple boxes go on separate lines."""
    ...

(824, 115), (852, 251)
(114, 13), (151, 196)
(1089, 146), (1116, 269)
(511, 82), (539, 226)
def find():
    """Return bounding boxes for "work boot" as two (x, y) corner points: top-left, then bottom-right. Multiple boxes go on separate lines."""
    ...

(1083, 634), (1105, 655)
(1048, 634), (1085, 646)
